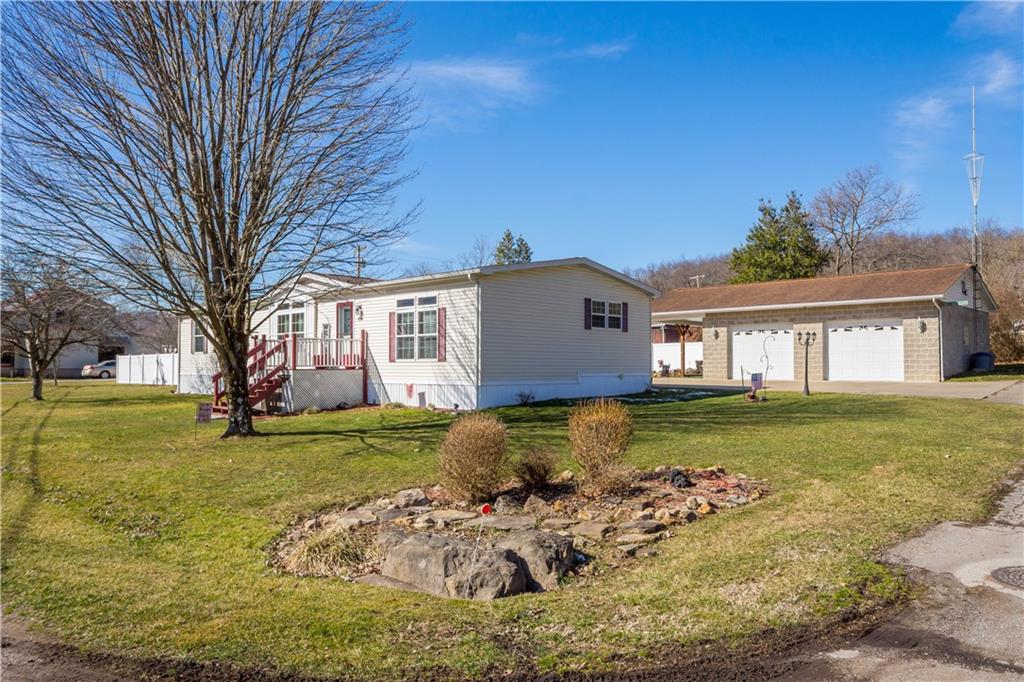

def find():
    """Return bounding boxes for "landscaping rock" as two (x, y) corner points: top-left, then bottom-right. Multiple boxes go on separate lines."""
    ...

(653, 508), (674, 523)
(667, 468), (692, 489)
(393, 488), (429, 508)
(375, 508), (415, 523)
(463, 515), (537, 531)
(492, 494), (521, 515)
(679, 510), (698, 523)
(614, 533), (660, 545)
(624, 498), (653, 511)
(601, 495), (624, 506)
(618, 543), (643, 556)
(576, 508), (603, 521)
(685, 495), (708, 510)
(496, 530), (574, 591)
(697, 502), (715, 515)
(379, 531), (526, 600)
(523, 494), (554, 516)
(553, 470), (574, 483)
(321, 508), (377, 530)
(726, 495), (749, 506)
(654, 465), (670, 475)
(539, 518), (576, 530)
(617, 519), (664, 534)
(572, 521), (612, 541)
(413, 509), (477, 529)
(630, 509), (654, 521)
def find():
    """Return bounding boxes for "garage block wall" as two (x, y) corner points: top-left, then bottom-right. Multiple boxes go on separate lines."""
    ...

(940, 304), (990, 378)
(702, 301), (946, 382)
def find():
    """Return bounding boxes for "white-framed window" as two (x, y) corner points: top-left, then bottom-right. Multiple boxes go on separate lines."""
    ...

(395, 296), (438, 360)
(276, 311), (305, 339)
(192, 323), (207, 353)
(590, 300), (624, 329)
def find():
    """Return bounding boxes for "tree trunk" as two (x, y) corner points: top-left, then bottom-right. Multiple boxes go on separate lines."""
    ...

(30, 358), (44, 400)
(217, 327), (257, 438)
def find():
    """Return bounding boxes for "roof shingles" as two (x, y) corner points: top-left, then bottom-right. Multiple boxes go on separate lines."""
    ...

(654, 264), (971, 314)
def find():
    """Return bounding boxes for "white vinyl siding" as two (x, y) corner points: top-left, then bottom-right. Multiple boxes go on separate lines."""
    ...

(177, 317), (220, 394)
(479, 265), (651, 383)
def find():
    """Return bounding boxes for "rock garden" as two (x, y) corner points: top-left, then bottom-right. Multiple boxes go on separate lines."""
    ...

(272, 399), (768, 600)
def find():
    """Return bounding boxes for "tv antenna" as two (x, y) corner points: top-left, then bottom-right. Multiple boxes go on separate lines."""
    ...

(689, 274), (706, 288)
(963, 85), (984, 267)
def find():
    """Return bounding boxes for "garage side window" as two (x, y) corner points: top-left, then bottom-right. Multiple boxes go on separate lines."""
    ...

(192, 323), (206, 353)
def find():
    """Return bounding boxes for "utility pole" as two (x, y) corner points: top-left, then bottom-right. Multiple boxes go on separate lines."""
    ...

(688, 274), (706, 288)
(354, 245), (365, 279)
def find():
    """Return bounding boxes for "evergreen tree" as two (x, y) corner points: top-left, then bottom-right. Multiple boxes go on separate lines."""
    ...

(493, 229), (532, 264)
(513, 235), (533, 263)
(729, 193), (829, 283)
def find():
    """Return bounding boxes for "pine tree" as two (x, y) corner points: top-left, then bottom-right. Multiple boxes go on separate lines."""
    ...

(729, 193), (829, 283)
(513, 235), (533, 263)
(493, 229), (532, 264)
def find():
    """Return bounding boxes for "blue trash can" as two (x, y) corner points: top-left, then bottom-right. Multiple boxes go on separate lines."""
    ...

(971, 352), (995, 371)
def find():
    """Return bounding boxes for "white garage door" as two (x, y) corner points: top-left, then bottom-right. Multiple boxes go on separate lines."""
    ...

(731, 327), (794, 380)
(827, 321), (904, 381)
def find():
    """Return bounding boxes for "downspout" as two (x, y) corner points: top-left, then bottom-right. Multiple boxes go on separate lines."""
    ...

(470, 272), (481, 410)
(932, 297), (944, 382)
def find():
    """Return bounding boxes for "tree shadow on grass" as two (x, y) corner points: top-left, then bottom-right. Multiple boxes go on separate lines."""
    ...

(1, 389), (69, 569)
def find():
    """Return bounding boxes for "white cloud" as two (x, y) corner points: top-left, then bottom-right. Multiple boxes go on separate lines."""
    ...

(951, 2), (1023, 38)
(407, 58), (538, 129)
(561, 38), (633, 60)
(968, 50), (1023, 99)
(891, 92), (955, 169)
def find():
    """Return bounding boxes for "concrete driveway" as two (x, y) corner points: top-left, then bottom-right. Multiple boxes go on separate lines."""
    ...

(778, 480), (1024, 681)
(654, 377), (1024, 406)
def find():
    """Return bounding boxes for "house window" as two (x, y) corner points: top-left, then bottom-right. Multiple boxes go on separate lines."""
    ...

(590, 300), (623, 329)
(395, 296), (438, 360)
(276, 311), (305, 339)
(339, 306), (353, 337)
(591, 300), (606, 328)
(192, 324), (206, 353)
(608, 302), (623, 330)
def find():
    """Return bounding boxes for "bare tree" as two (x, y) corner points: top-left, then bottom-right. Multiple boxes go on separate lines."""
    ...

(1, 255), (111, 400)
(119, 310), (180, 353)
(3, 2), (414, 436)
(811, 166), (919, 274)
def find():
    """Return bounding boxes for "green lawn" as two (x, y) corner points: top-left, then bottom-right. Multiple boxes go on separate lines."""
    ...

(2, 382), (1022, 679)
(949, 362), (1024, 382)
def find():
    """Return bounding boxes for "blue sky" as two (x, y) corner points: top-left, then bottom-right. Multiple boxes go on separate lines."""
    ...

(385, 2), (1023, 274)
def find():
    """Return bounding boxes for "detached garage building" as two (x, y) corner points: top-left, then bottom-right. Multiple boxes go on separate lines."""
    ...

(652, 264), (995, 382)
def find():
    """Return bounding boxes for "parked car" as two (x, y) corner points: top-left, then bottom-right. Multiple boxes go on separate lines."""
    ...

(81, 360), (117, 378)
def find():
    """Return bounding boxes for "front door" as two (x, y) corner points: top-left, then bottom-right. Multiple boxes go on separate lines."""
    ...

(336, 302), (354, 339)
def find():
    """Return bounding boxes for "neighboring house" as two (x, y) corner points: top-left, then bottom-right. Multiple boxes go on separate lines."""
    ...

(177, 258), (657, 412)
(1, 336), (133, 378)
(652, 264), (996, 382)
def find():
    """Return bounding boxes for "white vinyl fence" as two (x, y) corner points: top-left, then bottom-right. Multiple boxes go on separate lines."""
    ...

(652, 342), (703, 372)
(116, 353), (178, 386)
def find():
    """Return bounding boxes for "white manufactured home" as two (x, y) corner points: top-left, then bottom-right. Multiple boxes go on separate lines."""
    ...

(177, 258), (657, 413)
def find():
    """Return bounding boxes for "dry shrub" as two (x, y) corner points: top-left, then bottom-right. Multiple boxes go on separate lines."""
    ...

(281, 527), (377, 577)
(438, 412), (508, 502)
(514, 447), (560, 490)
(579, 464), (634, 498)
(568, 398), (634, 495)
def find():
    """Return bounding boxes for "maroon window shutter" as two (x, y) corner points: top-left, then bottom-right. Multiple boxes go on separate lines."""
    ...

(584, 297), (592, 330)
(621, 301), (629, 332)
(437, 307), (446, 362)
(388, 311), (396, 363)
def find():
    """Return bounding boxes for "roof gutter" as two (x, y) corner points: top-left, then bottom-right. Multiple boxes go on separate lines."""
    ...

(932, 297), (944, 382)
(653, 294), (946, 321)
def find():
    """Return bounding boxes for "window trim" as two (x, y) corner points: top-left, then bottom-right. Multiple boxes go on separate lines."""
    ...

(276, 310), (305, 340)
(192, 323), (207, 353)
(394, 295), (439, 361)
(589, 299), (623, 330)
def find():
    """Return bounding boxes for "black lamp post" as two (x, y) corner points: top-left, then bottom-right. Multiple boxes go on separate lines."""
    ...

(796, 330), (817, 396)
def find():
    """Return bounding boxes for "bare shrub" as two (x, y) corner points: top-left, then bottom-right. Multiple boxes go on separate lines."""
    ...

(438, 413), (509, 502)
(280, 527), (378, 578)
(579, 464), (635, 498)
(515, 390), (536, 406)
(514, 448), (560, 490)
(568, 399), (634, 495)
